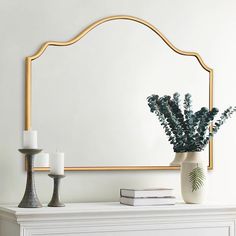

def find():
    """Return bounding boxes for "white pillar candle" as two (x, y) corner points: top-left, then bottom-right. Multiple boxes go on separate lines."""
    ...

(50, 151), (64, 175)
(23, 130), (38, 149)
(33, 153), (49, 168)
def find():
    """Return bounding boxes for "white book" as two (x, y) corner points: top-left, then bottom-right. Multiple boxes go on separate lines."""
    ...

(120, 188), (174, 198)
(120, 196), (176, 206)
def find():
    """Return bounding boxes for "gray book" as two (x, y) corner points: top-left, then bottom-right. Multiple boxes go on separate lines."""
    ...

(120, 188), (174, 198)
(120, 196), (176, 206)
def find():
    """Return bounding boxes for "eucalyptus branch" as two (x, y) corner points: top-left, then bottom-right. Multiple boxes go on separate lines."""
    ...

(147, 95), (175, 145)
(213, 106), (236, 134)
(147, 93), (236, 153)
(183, 94), (195, 149)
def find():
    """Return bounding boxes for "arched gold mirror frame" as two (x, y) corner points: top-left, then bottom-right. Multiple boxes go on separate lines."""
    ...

(25, 15), (213, 171)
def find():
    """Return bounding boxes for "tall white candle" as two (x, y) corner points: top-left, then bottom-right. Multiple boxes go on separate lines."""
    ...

(33, 153), (49, 168)
(23, 130), (38, 149)
(50, 151), (64, 175)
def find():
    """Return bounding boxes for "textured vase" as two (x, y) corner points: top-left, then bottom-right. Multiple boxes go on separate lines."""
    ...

(181, 152), (207, 204)
(170, 152), (187, 166)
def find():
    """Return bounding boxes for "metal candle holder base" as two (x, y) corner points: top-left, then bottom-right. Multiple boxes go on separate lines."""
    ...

(48, 174), (65, 207)
(18, 149), (43, 208)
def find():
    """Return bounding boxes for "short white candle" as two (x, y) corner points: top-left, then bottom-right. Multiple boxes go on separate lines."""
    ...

(23, 130), (38, 149)
(33, 153), (49, 168)
(50, 151), (64, 175)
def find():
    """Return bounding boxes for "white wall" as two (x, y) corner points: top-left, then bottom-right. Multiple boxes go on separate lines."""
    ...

(0, 0), (236, 204)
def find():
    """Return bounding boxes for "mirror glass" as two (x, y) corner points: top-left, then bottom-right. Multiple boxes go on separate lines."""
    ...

(32, 20), (210, 168)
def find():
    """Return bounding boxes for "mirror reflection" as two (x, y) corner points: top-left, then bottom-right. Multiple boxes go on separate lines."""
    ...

(31, 19), (210, 169)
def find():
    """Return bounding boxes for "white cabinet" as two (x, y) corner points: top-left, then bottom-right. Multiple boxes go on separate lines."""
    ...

(0, 202), (236, 236)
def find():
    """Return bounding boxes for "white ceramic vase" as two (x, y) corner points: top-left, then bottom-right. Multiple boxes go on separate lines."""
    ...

(181, 152), (207, 204)
(170, 152), (187, 166)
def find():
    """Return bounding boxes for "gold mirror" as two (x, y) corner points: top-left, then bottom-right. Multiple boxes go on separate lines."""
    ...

(25, 15), (213, 171)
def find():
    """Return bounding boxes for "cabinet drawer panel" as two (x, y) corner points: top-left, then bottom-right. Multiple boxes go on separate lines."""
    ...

(24, 221), (234, 236)
(32, 228), (230, 236)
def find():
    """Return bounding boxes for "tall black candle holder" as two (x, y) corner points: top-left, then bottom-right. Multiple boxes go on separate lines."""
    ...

(18, 149), (42, 208)
(48, 174), (65, 207)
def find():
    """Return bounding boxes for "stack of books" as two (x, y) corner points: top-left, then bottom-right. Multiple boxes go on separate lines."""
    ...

(120, 188), (176, 206)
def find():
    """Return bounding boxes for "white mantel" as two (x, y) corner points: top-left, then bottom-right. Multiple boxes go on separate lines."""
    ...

(0, 202), (236, 235)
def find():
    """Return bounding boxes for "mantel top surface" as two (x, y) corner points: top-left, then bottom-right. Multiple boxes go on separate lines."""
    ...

(1, 202), (236, 235)
(1, 202), (236, 216)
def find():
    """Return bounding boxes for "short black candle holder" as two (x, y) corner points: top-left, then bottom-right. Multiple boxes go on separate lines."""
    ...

(48, 174), (65, 207)
(18, 149), (43, 208)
